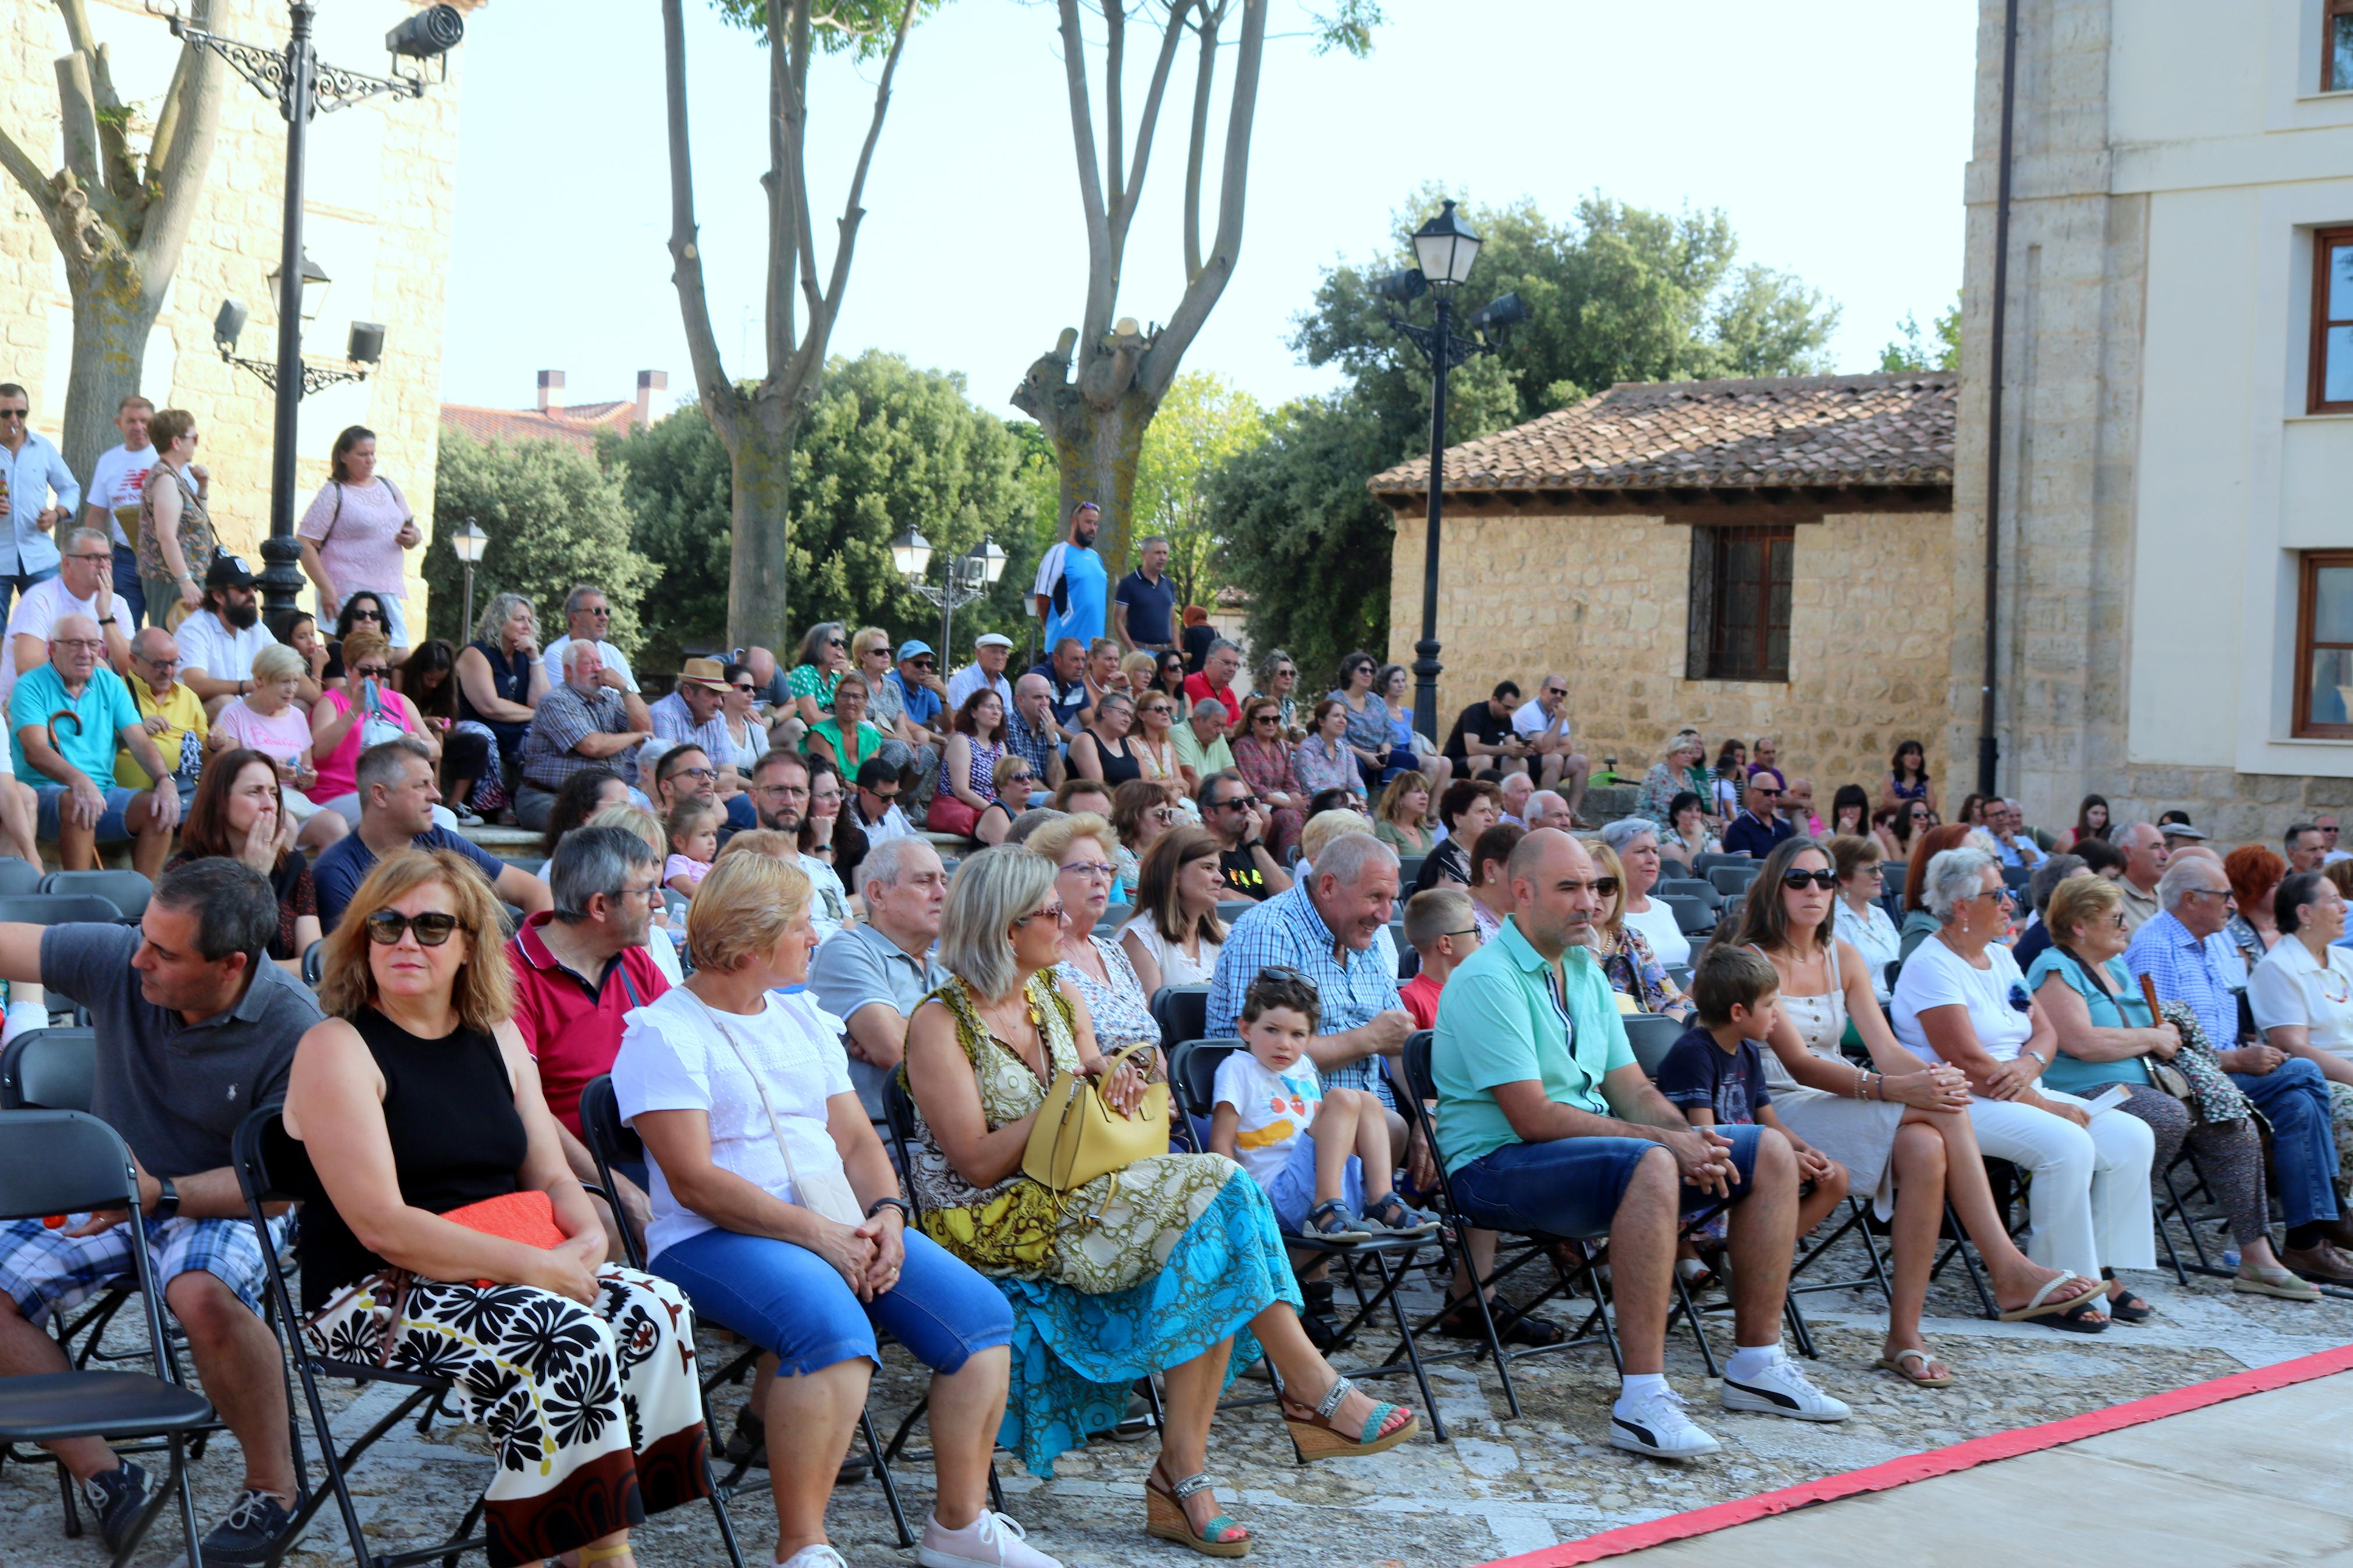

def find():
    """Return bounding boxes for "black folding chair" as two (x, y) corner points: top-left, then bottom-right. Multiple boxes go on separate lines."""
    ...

(0, 857), (40, 899)
(37, 869), (154, 920)
(570, 1078), (828, 1556)
(1149, 984), (1210, 1055)
(1396, 854), (1426, 887)
(1659, 893), (1713, 938)
(1706, 864), (1759, 899)
(1691, 852), (1752, 876)
(0, 894), (127, 927)
(0, 1111), (212, 1568)
(0, 1026), (95, 1114)
(1165, 1039), (1452, 1442)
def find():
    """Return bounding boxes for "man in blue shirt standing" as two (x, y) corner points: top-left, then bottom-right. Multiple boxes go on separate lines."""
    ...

(1032, 500), (1106, 652)
(1113, 532), (1177, 653)
(0, 384), (76, 621)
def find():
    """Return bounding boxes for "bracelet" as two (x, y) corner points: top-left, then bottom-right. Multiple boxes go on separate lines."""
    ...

(1852, 1062), (1869, 1100)
(864, 1196), (911, 1224)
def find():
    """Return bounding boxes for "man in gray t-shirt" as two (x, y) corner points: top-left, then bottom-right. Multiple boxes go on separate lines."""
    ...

(805, 837), (949, 1122)
(0, 861), (318, 1559)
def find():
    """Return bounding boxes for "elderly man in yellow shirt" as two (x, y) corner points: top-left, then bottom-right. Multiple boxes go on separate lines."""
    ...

(116, 625), (207, 805)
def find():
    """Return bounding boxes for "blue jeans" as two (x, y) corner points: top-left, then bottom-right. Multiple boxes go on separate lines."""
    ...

(111, 545), (146, 628)
(0, 566), (58, 625)
(1448, 1123), (1766, 1239)
(2230, 1059), (2340, 1228)
(651, 1224), (1012, 1378)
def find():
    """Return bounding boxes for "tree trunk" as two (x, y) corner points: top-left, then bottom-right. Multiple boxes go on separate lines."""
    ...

(58, 261), (159, 483)
(1017, 367), (1158, 577)
(726, 399), (801, 653)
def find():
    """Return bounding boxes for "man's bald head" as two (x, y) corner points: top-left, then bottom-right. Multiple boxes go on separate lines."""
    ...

(1507, 828), (1602, 956)
(49, 612), (101, 681)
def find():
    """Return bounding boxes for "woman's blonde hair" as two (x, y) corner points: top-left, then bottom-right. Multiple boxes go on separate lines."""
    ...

(687, 848), (811, 973)
(1119, 650), (1159, 693)
(1298, 808), (1374, 867)
(585, 803), (664, 859)
(992, 751), (1032, 795)
(939, 844), (1057, 1001)
(1024, 810), (1119, 869)
(2044, 873), (2123, 950)
(249, 642), (304, 685)
(1588, 839), (1628, 940)
(317, 849), (515, 1032)
(851, 626), (892, 662)
(339, 628), (391, 672)
(714, 827), (795, 865)
(1377, 770), (1431, 827)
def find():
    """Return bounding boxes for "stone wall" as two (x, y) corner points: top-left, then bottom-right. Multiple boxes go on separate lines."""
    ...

(0, 0), (477, 617)
(1387, 505), (1956, 801)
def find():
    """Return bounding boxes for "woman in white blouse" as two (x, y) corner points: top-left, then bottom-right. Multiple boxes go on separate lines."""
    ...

(1598, 817), (1689, 969)
(2250, 870), (2353, 1187)
(1891, 847), (2157, 1331)
(614, 852), (1058, 1568)
(1829, 833), (1902, 994)
(1119, 826), (1227, 992)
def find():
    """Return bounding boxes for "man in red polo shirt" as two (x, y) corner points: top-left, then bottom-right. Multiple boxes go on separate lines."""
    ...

(505, 823), (668, 1254)
(1182, 635), (1242, 717)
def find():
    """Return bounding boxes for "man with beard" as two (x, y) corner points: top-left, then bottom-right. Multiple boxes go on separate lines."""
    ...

(739, 748), (851, 940)
(177, 555), (311, 720)
(1032, 498), (1106, 651)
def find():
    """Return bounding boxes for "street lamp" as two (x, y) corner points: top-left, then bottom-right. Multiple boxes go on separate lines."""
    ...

(152, 1), (464, 638)
(450, 520), (488, 634)
(894, 530), (1006, 657)
(211, 285), (384, 397)
(1375, 198), (1527, 741)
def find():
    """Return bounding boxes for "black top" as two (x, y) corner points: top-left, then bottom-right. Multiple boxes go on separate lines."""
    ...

(457, 638), (536, 755)
(299, 1007), (526, 1311)
(1181, 622), (1216, 675)
(1656, 1027), (1770, 1126)
(1085, 728), (1142, 787)
(1412, 837), (1471, 895)
(1218, 842), (1273, 900)
(1442, 700), (1511, 763)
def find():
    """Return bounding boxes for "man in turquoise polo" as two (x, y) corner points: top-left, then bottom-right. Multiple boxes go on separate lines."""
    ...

(10, 610), (179, 876)
(1432, 829), (1845, 1459)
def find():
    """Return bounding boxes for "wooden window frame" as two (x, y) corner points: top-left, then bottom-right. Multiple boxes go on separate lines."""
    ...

(2310, 228), (2353, 414)
(2292, 549), (2353, 739)
(2327, 0), (2353, 91)
(1685, 522), (1795, 684)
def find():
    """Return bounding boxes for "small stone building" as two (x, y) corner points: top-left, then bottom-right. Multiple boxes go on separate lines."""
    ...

(1370, 372), (1957, 796)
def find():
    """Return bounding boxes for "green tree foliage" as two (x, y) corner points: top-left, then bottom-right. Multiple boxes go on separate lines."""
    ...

(422, 434), (661, 656)
(1131, 371), (1268, 606)
(1879, 294), (1962, 372)
(605, 351), (1039, 670)
(1219, 189), (1842, 681)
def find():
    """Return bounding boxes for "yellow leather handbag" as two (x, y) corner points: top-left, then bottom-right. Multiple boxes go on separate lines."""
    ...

(1021, 1042), (1170, 1193)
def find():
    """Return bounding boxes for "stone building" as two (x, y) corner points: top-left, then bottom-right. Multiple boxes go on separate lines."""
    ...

(1951, 0), (2353, 839)
(1371, 373), (1957, 798)
(0, 0), (480, 616)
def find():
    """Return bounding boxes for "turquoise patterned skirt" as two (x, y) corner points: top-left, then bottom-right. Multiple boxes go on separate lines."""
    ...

(994, 1169), (1301, 1476)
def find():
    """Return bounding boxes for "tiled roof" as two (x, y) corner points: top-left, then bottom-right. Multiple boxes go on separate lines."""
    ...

(1368, 372), (1956, 497)
(439, 401), (638, 456)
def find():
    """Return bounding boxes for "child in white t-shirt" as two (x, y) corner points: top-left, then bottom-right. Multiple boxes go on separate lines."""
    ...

(1208, 968), (1436, 1241)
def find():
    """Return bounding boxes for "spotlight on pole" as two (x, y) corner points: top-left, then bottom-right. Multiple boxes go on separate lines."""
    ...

(386, 3), (464, 58)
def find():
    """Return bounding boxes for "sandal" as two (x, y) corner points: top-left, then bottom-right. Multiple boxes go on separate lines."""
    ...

(1435, 1292), (1566, 1347)
(2233, 1264), (2322, 1301)
(1279, 1374), (1418, 1461)
(1994, 1272), (2103, 1322)
(2104, 1289), (2154, 1324)
(1304, 1199), (1371, 1243)
(1144, 1461), (1250, 1558)
(1874, 1347), (1953, 1388)
(1361, 1192), (1439, 1236)
(2042, 1299), (2110, 1334)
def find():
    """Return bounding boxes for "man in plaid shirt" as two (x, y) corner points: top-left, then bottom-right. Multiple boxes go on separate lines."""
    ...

(516, 641), (653, 830)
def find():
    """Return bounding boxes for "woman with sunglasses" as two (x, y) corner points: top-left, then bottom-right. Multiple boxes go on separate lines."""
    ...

(1231, 695), (1304, 862)
(1128, 688), (1185, 800)
(284, 848), (712, 1568)
(320, 591), (393, 682)
(902, 847), (1417, 1553)
(787, 621), (851, 730)
(1891, 845), (2157, 1335)
(2031, 874), (2302, 1301)
(307, 628), (446, 826)
(1070, 689), (1143, 788)
(848, 627), (931, 792)
(1148, 648), (1191, 721)
(136, 408), (214, 625)
(929, 687), (1013, 844)
(1030, 813), (1161, 1055)
(1896, 822), (1974, 961)
(1727, 837), (2108, 1380)
(1257, 649), (1301, 737)
(1585, 839), (1693, 1022)
(1108, 778), (1177, 900)
(1891, 797), (1936, 864)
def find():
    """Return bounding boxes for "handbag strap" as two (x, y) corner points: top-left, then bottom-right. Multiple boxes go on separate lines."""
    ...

(682, 988), (826, 1211)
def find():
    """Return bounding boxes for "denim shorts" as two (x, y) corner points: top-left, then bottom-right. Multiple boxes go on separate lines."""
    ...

(1258, 1133), (1365, 1235)
(33, 783), (146, 842)
(651, 1224), (1013, 1378)
(1448, 1124), (1766, 1239)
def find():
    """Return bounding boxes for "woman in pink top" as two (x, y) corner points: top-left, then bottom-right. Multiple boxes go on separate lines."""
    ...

(297, 425), (421, 655)
(208, 643), (347, 854)
(308, 628), (447, 826)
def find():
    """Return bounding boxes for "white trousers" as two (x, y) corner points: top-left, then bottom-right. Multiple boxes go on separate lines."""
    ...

(1965, 1088), (2156, 1279)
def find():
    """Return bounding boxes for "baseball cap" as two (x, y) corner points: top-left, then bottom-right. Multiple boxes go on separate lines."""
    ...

(2159, 822), (2209, 841)
(896, 639), (933, 662)
(974, 632), (1014, 650)
(204, 554), (256, 589)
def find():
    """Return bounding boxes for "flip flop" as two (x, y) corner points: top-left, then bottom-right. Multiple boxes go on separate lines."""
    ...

(1996, 1272), (2104, 1322)
(1875, 1347), (1954, 1388)
(2104, 1289), (2155, 1324)
(2041, 1299), (2110, 1334)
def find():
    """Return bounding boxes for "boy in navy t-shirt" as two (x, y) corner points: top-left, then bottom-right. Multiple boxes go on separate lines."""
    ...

(1655, 945), (1848, 1238)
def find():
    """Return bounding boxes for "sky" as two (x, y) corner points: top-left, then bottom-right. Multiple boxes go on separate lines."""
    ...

(438, 1), (1978, 421)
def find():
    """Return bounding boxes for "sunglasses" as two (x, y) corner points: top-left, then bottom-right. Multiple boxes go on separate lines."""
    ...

(1014, 902), (1069, 927)
(1781, 869), (1839, 890)
(1590, 877), (1620, 898)
(1252, 714), (1279, 724)
(365, 909), (459, 946)
(582, 606), (612, 617)
(866, 786), (901, 801)
(352, 664), (392, 679)
(909, 658), (936, 670)
(350, 609), (385, 622)
(1218, 794), (1259, 810)
(826, 637), (846, 647)
(1005, 771), (1034, 784)
(0, 409), (25, 421)
(732, 682), (757, 693)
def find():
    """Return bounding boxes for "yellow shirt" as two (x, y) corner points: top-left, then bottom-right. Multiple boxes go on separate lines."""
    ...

(116, 673), (207, 792)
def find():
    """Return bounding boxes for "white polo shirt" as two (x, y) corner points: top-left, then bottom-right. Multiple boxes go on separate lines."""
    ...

(0, 575), (131, 705)
(175, 609), (279, 687)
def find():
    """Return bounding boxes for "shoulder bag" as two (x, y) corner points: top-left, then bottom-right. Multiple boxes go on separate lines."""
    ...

(684, 990), (865, 1225)
(1021, 1040), (1170, 1194)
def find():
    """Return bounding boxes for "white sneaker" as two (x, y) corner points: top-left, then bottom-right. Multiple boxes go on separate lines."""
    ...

(917, 1510), (1063, 1568)
(1607, 1386), (1722, 1459)
(778, 1545), (850, 1568)
(1721, 1355), (1852, 1423)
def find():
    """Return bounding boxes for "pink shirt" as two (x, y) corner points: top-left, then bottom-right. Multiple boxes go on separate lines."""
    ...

(212, 698), (314, 771)
(296, 477), (410, 605)
(308, 685), (417, 802)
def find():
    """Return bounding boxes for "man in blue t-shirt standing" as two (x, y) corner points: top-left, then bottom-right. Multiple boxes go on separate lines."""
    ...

(1113, 532), (1177, 653)
(1032, 500), (1107, 652)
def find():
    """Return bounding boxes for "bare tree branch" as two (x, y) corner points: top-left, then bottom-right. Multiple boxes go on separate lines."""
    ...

(1056, 0), (1115, 355)
(1144, 0), (1261, 399)
(55, 0), (101, 58)
(55, 55), (104, 193)
(0, 119), (59, 227)
(130, 8), (222, 303)
(661, 0), (741, 446)
(1181, 1), (1217, 282)
(764, 0), (797, 375)
(145, 40), (190, 187)
(1103, 1), (1123, 216)
(794, 0), (918, 392)
(1112, 0), (1189, 260)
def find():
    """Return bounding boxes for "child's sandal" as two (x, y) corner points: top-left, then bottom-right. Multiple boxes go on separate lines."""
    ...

(1304, 1199), (1371, 1242)
(1361, 1192), (1439, 1236)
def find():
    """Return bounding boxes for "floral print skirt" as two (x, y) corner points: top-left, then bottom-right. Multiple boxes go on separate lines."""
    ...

(302, 1265), (709, 1567)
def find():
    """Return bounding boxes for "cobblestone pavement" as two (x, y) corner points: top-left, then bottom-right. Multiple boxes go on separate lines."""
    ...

(6, 1224), (2348, 1568)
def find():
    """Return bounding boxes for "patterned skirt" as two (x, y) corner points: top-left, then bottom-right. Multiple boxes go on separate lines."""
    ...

(302, 1265), (708, 1568)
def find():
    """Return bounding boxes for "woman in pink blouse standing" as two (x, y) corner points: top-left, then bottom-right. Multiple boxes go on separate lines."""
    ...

(297, 425), (422, 659)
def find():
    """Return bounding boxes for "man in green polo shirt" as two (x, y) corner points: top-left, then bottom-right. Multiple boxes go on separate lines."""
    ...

(1432, 829), (1847, 1459)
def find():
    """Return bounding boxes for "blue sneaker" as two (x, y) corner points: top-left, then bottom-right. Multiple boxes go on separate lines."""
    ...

(201, 1488), (304, 1566)
(80, 1462), (149, 1556)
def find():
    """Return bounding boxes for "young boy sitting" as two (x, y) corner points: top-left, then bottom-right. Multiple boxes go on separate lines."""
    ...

(1399, 887), (1481, 1030)
(1656, 946), (1850, 1240)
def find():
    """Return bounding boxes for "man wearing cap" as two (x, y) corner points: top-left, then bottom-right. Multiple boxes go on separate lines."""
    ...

(3, 526), (131, 706)
(647, 656), (743, 798)
(1032, 499), (1106, 652)
(945, 631), (1016, 714)
(178, 555), (308, 721)
(1989, 798), (2049, 869)
(2158, 817), (2208, 856)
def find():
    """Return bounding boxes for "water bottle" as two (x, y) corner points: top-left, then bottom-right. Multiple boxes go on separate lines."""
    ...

(2221, 1248), (2240, 1270)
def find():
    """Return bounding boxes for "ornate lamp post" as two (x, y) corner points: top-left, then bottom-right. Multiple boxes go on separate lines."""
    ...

(892, 529), (1007, 656)
(1375, 200), (1525, 740)
(450, 520), (488, 634)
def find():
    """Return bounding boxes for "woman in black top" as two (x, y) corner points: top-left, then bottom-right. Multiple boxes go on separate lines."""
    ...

(320, 590), (393, 681)
(1071, 689), (1144, 786)
(283, 848), (710, 1568)
(454, 592), (546, 816)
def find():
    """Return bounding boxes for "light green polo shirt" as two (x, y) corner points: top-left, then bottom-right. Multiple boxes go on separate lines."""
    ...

(1431, 916), (1634, 1175)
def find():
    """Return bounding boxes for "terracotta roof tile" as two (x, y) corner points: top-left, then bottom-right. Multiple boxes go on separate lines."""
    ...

(438, 401), (639, 456)
(1368, 372), (1956, 496)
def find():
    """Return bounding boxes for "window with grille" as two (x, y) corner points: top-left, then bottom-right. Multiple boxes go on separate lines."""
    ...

(2294, 550), (2353, 738)
(2311, 229), (2353, 413)
(1686, 524), (1794, 683)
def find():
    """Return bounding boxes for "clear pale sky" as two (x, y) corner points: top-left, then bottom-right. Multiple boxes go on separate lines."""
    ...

(439, 1), (1976, 419)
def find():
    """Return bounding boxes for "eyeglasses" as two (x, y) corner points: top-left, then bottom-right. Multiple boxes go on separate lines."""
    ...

(1781, 868), (1839, 890)
(1443, 927), (1483, 941)
(610, 881), (660, 905)
(364, 909), (459, 946)
(1014, 902), (1069, 927)
(732, 682), (757, 693)
(673, 766), (718, 783)
(1590, 877), (1620, 898)
(65, 552), (110, 564)
(1062, 861), (1117, 882)
(52, 637), (105, 653)
(2180, 886), (2234, 903)
(133, 652), (178, 669)
(352, 664), (392, 679)
(581, 605), (611, 617)
(1966, 886), (2017, 906)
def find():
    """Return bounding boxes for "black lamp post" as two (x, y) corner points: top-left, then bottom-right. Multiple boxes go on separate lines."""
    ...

(155, 1), (464, 637)
(1376, 200), (1525, 741)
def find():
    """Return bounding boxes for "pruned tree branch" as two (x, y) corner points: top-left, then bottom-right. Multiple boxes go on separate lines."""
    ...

(130, 0), (222, 299)
(1103, 2), (1124, 216)
(1144, 0), (1261, 399)
(1114, 0), (1190, 259)
(764, 0), (798, 374)
(1056, 0), (1115, 354)
(1181, 1), (1216, 282)
(803, 0), (918, 384)
(54, 54), (104, 194)
(661, 0), (742, 447)
(0, 120), (59, 227)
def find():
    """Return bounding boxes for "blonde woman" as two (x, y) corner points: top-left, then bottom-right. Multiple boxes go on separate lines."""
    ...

(1374, 770), (1434, 856)
(1587, 839), (1694, 1022)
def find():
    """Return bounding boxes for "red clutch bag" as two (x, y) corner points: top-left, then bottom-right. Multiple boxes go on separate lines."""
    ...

(441, 1190), (567, 1285)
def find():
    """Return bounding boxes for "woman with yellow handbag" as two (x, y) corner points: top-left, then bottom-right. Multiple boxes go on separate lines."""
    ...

(903, 846), (1419, 1560)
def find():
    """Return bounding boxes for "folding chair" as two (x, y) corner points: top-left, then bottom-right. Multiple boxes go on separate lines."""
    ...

(1165, 1039), (1452, 1442)
(2152, 1143), (2236, 1286)
(1691, 852), (1752, 876)
(37, 869), (153, 920)
(1659, 894), (1713, 938)
(1149, 984), (1209, 1055)
(1395, 854), (1426, 887)
(0, 857), (40, 899)
(570, 1078), (838, 1555)
(0, 1111), (213, 1568)
(0, 1026), (94, 1113)
(1655, 877), (1720, 909)
(2000, 864), (2035, 893)
(0, 894), (127, 927)
(1706, 864), (1759, 899)
(1878, 862), (1907, 897)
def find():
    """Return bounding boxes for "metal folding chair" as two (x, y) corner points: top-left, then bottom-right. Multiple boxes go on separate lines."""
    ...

(1149, 983), (1209, 1055)
(0, 894), (127, 927)
(0, 857), (40, 899)
(37, 869), (154, 920)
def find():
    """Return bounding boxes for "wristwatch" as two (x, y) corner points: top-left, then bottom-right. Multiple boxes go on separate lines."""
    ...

(151, 1176), (180, 1222)
(864, 1196), (911, 1225)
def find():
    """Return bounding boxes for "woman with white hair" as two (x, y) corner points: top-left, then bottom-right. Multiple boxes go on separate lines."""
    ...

(1599, 817), (1690, 969)
(1635, 728), (1710, 829)
(902, 845), (1418, 1554)
(1891, 847), (2157, 1332)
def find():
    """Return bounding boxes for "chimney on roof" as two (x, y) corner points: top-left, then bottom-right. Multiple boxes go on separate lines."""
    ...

(536, 370), (564, 417)
(634, 370), (668, 430)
